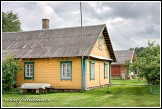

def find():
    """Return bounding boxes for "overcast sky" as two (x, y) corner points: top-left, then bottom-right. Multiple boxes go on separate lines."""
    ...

(1, 1), (161, 50)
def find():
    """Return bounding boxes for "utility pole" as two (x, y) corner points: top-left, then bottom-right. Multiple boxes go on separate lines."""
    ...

(80, 2), (84, 91)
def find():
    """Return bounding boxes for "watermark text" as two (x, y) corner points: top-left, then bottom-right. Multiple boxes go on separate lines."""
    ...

(4, 96), (49, 104)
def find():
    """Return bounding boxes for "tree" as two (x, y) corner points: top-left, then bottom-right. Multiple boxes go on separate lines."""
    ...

(2, 53), (21, 92)
(129, 47), (144, 56)
(122, 59), (131, 79)
(2, 10), (22, 32)
(130, 41), (160, 93)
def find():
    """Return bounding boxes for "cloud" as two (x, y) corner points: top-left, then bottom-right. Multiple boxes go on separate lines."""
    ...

(1, 1), (160, 50)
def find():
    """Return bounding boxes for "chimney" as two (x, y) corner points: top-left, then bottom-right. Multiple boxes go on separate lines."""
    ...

(42, 19), (49, 29)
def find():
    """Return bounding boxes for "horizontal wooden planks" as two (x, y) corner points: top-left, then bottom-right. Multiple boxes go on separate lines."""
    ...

(17, 57), (82, 89)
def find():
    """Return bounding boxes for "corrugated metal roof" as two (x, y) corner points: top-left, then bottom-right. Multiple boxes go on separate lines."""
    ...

(2, 24), (116, 61)
(112, 50), (135, 65)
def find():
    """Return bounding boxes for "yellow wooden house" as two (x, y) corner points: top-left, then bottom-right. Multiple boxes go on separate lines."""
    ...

(2, 19), (116, 91)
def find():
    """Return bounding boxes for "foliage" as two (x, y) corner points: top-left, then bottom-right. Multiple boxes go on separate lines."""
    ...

(122, 59), (131, 71)
(129, 47), (144, 56)
(130, 41), (160, 93)
(2, 10), (22, 32)
(2, 53), (21, 92)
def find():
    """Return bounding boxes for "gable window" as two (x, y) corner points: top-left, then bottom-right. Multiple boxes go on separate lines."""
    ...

(98, 36), (103, 50)
(60, 61), (72, 80)
(90, 61), (95, 80)
(24, 62), (34, 80)
(104, 62), (108, 79)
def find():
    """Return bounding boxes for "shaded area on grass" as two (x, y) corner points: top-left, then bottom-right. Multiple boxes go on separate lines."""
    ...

(111, 78), (148, 85)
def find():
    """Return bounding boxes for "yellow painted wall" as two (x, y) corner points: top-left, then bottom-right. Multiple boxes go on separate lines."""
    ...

(86, 59), (110, 88)
(16, 32), (112, 90)
(17, 57), (81, 89)
(90, 33), (110, 58)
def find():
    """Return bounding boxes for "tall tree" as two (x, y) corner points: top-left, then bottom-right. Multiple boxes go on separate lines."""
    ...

(130, 41), (160, 93)
(2, 11), (22, 32)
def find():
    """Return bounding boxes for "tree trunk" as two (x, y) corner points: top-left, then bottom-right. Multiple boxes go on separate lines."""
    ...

(149, 82), (152, 93)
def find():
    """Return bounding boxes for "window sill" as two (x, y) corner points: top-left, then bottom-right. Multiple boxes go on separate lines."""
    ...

(24, 77), (34, 80)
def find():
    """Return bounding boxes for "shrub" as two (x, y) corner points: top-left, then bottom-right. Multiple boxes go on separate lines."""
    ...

(2, 53), (21, 92)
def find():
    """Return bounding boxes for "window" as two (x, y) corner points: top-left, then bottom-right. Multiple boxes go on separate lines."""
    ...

(60, 61), (72, 80)
(98, 36), (103, 50)
(90, 61), (95, 80)
(104, 62), (108, 79)
(24, 62), (34, 80)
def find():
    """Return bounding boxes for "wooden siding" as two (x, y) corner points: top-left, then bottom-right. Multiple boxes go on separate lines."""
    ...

(111, 65), (128, 79)
(90, 33), (111, 58)
(112, 66), (121, 76)
(16, 57), (81, 89)
(86, 59), (109, 88)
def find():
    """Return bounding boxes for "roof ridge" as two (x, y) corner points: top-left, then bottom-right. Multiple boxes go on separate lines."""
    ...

(2, 24), (106, 33)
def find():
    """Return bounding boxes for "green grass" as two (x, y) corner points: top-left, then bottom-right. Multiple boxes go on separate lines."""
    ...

(111, 78), (147, 85)
(2, 85), (160, 107)
(151, 85), (160, 96)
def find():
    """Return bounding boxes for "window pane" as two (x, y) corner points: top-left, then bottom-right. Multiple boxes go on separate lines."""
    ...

(30, 64), (33, 69)
(100, 39), (102, 45)
(30, 64), (33, 73)
(67, 64), (70, 69)
(27, 68), (29, 73)
(30, 72), (33, 76)
(93, 64), (95, 77)
(67, 72), (70, 77)
(104, 64), (108, 78)
(91, 63), (95, 79)
(62, 64), (66, 77)
(27, 73), (29, 76)
(67, 68), (70, 73)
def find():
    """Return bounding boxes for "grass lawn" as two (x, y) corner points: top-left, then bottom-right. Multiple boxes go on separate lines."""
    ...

(111, 78), (148, 85)
(2, 85), (160, 107)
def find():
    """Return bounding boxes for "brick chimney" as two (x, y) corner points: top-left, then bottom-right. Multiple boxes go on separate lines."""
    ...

(42, 19), (49, 29)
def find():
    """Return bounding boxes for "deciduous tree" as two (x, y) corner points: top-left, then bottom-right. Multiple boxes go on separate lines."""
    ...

(130, 41), (160, 93)
(2, 11), (22, 32)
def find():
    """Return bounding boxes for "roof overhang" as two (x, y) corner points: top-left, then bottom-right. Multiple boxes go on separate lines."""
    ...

(89, 55), (113, 61)
(102, 26), (117, 62)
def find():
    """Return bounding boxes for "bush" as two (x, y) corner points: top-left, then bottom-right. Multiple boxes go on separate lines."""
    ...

(2, 53), (21, 92)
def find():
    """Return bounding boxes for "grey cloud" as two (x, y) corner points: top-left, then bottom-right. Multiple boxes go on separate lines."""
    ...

(1, 2), (160, 50)
(101, 2), (160, 19)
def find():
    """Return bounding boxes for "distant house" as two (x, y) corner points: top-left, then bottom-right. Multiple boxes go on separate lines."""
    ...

(111, 50), (136, 79)
(2, 19), (116, 91)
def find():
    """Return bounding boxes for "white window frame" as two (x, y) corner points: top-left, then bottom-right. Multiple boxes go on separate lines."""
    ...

(25, 64), (33, 77)
(62, 63), (71, 79)
(60, 61), (72, 80)
(104, 63), (108, 79)
(90, 61), (95, 80)
(99, 36), (103, 50)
